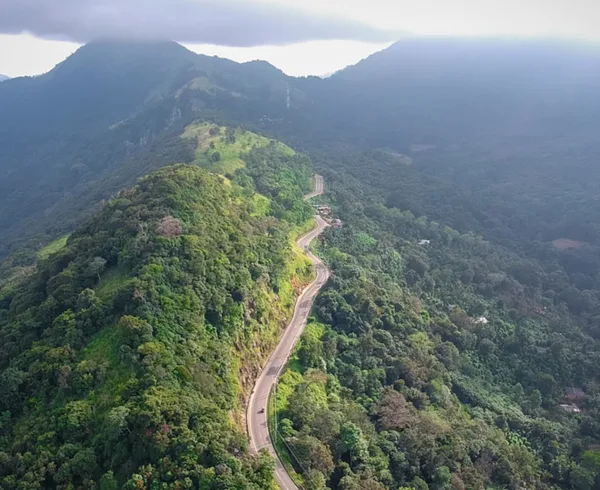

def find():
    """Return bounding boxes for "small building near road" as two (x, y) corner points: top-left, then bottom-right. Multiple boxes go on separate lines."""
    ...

(559, 403), (582, 414)
(332, 219), (343, 229)
(316, 204), (331, 216)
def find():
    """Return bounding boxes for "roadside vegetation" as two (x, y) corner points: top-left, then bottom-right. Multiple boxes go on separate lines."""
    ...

(273, 158), (600, 489)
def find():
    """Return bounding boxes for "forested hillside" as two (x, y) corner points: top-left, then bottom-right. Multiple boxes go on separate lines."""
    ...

(265, 39), (600, 490)
(271, 154), (600, 489)
(6, 38), (600, 265)
(0, 128), (315, 488)
(3, 37), (600, 490)
(272, 38), (600, 150)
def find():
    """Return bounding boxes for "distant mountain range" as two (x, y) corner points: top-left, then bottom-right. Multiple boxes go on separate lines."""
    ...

(1, 38), (600, 259)
(0, 75), (9, 82)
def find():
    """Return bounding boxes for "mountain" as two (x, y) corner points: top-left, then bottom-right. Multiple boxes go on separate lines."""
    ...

(8, 38), (600, 262)
(0, 40), (293, 260)
(3, 37), (600, 490)
(298, 39), (600, 258)
(272, 39), (600, 490)
(276, 38), (600, 280)
(0, 75), (9, 82)
(0, 127), (314, 487)
(274, 38), (600, 150)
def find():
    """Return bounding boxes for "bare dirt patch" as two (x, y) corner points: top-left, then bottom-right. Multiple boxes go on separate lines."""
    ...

(552, 238), (584, 250)
(410, 144), (437, 153)
(377, 148), (413, 165)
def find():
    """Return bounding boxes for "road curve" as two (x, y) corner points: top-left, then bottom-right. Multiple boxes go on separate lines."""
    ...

(247, 175), (330, 490)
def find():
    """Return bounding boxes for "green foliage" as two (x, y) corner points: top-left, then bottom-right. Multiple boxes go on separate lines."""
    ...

(0, 39), (294, 261)
(0, 147), (313, 487)
(183, 122), (295, 176)
(273, 152), (600, 489)
(38, 234), (69, 260)
(297, 321), (325, 369)
(4, 37), (600, 490)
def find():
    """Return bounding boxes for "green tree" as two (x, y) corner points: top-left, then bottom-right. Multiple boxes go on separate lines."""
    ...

(86, 256), (107, 281)
(340, 422), (369, 467)
(99, 471), (118, 490)
(290, 433), (334, 477)
(304, 469), (327, 490)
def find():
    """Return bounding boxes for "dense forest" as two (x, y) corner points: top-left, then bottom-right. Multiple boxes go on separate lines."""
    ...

(2, 38), (600, 489)
(272, 158), (600, 489)
(265, 41), (600, 490)
(0, 128), (315, 488)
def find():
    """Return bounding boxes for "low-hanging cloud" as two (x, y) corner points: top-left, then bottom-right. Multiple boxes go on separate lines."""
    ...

(0, 0), (399, 46)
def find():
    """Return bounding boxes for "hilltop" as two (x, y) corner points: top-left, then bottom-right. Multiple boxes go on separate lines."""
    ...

(0, 125), (316, 487)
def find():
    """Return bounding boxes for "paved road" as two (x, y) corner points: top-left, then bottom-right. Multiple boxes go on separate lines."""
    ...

(303, 174), (325, 200)
(247, 175), (329, 490)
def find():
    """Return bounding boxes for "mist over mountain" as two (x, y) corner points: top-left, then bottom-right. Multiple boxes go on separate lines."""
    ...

(279, 38), (600, 149)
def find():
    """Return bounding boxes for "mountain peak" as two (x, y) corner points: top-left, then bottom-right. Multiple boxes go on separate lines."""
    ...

(53, 39), (198, 74)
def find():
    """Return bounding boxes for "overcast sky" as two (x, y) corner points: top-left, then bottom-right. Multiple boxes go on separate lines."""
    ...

(1, 0), (599, 78)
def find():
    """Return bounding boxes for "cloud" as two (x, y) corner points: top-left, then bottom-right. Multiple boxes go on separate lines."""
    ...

(0, 0), (399, 46)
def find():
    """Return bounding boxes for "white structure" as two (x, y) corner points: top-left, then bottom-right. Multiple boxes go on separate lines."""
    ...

(559, 404), (582, 414)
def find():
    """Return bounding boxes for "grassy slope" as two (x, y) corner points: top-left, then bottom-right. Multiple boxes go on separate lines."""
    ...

(38, 235), (69, 260)
(182, 122), (295, 175)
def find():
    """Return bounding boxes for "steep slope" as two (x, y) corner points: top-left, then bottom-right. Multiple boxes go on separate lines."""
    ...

(4, 37), (600, 262)
(4, 37), (600, 490)
(253, 40), (600, 489)
(0, 75), (8, 82)
(271, 159), (600, 490)
(9, 38), (600, 263)
(0, 128), (316, 487)
(278, 38), (600, 150)
(0, 41), (198, 136)
(291, 40), (600, 307)
(0, 41), (292, 260)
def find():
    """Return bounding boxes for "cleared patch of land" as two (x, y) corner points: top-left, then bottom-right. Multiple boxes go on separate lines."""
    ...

(38, 234), (69, 259)
(552, 238), (584, 250)
(386, 152), (413, 165)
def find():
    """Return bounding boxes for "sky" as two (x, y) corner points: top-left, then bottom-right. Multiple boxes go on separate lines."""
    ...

(0, 0), (599, 78)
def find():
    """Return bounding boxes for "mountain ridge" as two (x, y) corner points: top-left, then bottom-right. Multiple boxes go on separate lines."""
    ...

(0, 40), (294, 260)
(3, 35), (600, 278)
(3, 37), (600, 489)
(0, 126), (316, 488)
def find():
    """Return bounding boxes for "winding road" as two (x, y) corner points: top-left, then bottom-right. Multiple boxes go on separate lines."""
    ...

(247, 175), (330, 490)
